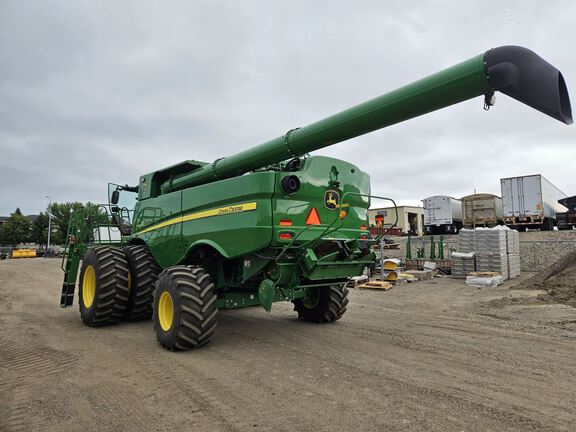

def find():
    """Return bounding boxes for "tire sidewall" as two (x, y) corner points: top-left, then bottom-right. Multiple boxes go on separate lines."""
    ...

(294, 284), (347, 322)
(153, 271), (182, 347)
(299, 287), (330, 320)
(79, 250), (99, 322)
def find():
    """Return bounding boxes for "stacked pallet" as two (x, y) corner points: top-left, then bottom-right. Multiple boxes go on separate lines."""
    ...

(475, 228), (508, 279)
(451, 252), (476, 279)
(382, 258), (402, 281)
(457, 229), (476, 253)
(506, 229), (521, 278)
(452, 226), (522, 280)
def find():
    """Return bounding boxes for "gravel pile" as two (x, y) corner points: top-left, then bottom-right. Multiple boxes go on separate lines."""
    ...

(526, 249), (576, 307)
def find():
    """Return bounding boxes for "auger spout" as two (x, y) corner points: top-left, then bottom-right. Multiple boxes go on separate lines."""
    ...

(162, 46), (571, 193)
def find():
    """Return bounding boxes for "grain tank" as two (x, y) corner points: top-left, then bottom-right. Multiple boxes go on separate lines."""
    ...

(59, 46), (572, 351)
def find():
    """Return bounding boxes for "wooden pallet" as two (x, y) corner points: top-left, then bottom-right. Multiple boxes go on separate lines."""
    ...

(468, 271), (501, 277)
(356, 280), (393, 290)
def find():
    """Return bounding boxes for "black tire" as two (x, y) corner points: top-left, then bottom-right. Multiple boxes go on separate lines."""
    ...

(292, 284), (349, 323)
(123, 245), (161, 321)
(79, 246), (130, 327)
(153, 265), (218, 351)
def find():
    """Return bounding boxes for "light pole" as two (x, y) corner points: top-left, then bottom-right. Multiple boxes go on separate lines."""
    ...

(46, 195), (52, 256)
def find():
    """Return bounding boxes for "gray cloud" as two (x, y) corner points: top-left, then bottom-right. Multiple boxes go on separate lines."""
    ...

(1, 0), (574, 215)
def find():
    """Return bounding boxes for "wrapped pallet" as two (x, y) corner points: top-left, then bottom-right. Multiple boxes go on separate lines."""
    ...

(454, 226), (521, 280)
(457, 229), (476, 253)
(475, 228), (509, 279)
(451, 252), (476, 279)
(506, 228), (521, 278)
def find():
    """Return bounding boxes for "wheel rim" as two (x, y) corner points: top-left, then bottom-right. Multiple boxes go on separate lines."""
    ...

(303, 287), (320, 309)
(158, 291), (174, 331)
(82, 265), (96, 308)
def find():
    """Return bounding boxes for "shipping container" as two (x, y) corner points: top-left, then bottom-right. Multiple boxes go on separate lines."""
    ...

(500, 174), (567, 231)
(461, 193), (503, 228)
(422, 195), (463, 234)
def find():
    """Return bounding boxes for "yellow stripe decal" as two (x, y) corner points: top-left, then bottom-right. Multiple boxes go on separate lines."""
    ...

(136, 202), (258, 235)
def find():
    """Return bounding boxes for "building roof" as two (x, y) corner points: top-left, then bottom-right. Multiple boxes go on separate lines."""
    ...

(369, 206), (424, 212)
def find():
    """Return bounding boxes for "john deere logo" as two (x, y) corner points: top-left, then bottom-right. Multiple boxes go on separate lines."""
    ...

(324, 190), (340, 210)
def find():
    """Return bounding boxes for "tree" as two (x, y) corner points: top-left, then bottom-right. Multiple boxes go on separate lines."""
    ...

(30, 212), (49, 245)
(49, 202), (85, 245)
(0, 208), (32, 245)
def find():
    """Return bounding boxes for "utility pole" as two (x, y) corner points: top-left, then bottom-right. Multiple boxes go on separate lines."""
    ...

(46, 195), (52, 256)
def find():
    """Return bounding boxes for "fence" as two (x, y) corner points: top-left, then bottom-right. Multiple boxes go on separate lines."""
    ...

(380, 237), (576, 273)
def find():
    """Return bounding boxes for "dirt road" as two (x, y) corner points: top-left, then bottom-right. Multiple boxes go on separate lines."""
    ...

(1, 259), (575, 431)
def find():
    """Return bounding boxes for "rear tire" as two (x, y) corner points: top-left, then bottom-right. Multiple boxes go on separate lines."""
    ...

(79, 246), (130, 326)
(123, 245), (161, 321)
(153, 266), (218, 350)
(292, 284), (349, 323)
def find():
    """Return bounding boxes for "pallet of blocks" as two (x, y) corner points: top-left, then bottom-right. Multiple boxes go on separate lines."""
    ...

(451, 251), (476, 279)
(457, 229), (476, 253)
(506, 229), (521, 278)
(474, 228), (509, 279)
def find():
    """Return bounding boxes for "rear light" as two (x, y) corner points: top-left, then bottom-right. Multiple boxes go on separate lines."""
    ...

(279, 232), (293, 240)
(360, 225), (367, 230)
(360, 234), (368, 240)
(279, 219), (292, 226)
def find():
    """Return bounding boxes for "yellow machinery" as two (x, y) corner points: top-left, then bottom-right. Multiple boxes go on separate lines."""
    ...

(11, 249), (37, 258)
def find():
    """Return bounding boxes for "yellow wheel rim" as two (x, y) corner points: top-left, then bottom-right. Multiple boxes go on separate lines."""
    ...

(158, 291), (174, 331)
(303, 287), (320, 309)
(82, 265), (96, 308)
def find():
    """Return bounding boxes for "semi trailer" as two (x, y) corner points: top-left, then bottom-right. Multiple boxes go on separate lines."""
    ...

(555, 195), (576, 230)
(461, 193), (504, 228)
(501, 174), (567, 231)
(422, 195), (463, 234)
(59, 46), (572, 350)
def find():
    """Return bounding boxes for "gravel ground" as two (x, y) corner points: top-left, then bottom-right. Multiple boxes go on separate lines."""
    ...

(1, 259), (576, 431)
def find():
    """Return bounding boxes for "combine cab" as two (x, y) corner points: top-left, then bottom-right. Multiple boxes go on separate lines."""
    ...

(60, 46), (572, 350)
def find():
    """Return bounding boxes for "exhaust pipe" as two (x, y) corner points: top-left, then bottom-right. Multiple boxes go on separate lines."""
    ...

(485, 46), (572, 124)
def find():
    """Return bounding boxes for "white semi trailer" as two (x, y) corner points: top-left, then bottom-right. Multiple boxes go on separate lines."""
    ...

(422, 195), (463, 234)
(500, 174), (567, 231)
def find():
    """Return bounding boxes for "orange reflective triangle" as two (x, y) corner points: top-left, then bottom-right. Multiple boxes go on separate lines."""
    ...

(305, 207), (321, 225)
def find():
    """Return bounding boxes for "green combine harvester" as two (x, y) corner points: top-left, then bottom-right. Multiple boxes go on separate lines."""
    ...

(60, 46), (571, 350)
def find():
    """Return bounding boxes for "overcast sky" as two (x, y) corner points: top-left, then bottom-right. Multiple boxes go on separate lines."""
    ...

(1, 0), (574, 216)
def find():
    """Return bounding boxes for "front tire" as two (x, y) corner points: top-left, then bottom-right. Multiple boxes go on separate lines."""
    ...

(153, 266), (218, 350)
(292, 284), (349, 323)
(79, 246), (130, 326)
(123, 245), (161, 321)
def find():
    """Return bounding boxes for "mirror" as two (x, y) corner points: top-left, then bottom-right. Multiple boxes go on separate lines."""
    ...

(111, 190), (120, 204)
